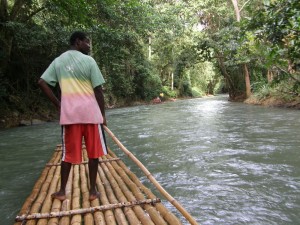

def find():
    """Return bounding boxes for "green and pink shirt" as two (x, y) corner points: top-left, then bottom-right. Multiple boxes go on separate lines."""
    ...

(41, 50), (105, 125)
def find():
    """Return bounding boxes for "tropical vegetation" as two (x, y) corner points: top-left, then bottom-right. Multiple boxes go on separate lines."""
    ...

(0, 0), (299, 127)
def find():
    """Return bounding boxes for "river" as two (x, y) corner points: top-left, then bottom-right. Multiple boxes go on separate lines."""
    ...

(0, 95), (299, 225)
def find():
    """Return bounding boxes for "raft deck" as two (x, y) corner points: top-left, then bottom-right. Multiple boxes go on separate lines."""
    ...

(14, 143), (187, 225)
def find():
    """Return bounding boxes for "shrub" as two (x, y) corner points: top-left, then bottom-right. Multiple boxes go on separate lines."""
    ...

(162, 86), (177, 98)
(191, 87), (204, 97)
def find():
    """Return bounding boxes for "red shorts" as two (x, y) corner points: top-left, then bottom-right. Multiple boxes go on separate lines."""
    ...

(61, 124), (107, 164)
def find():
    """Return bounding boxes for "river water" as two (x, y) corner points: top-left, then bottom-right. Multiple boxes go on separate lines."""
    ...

(0, 95), (299, 225)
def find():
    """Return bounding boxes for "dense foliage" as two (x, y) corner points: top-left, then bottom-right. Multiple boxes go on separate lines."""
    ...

(0, 0), (299, 126)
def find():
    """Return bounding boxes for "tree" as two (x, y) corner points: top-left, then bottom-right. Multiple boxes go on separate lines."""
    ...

(231, 0), (251, 98)
(243, 0), (300, 97)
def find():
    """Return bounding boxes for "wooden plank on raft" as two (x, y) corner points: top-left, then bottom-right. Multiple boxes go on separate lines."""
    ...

(14, 144), (186, 225)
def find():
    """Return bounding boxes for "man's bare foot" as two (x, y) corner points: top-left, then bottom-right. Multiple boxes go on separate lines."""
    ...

(89, 191), (100, 201)
(51, 191), (66, 201)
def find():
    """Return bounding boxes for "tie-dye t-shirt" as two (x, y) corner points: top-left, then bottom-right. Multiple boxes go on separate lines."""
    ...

(41, 50), (105, 125)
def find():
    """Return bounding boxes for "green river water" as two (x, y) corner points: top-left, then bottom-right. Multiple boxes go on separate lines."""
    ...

(0, 95), (299, 225)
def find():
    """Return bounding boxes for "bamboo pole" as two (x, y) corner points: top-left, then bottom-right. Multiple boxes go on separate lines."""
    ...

(59, 199), (70, 225)
(104, 126), (199, 225)
(102, 155), (160, 225)
(48, 153), (64, 225)
(82, 147), (117, 224)
(71, 165), (81, 225)
(100, 160), (154, 225)
(14, 151), (61, 225)
(86, 169), (105, 225)
(25, 153), (62, 225)
(97, 163), (128, 225)
(80, 164), (94, 225)
(47, 199), (61, 225)
(107, 151), (181, 225)
(103, 154), (168, 225)
(16, 199), (161, 222)
(107, 141), (182, 225)
(36, 163), (61, 225)
(99, 156), (140, 225)
(82, 149), (106, 225)
(59, 166), (73, 225)
(95, 169), (116, 225)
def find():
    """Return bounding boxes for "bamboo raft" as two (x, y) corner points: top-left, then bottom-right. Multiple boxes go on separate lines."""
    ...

(15, 126), (198, 225)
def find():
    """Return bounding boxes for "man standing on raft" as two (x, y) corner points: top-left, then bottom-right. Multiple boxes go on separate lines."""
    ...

(38, 31), (107, 201)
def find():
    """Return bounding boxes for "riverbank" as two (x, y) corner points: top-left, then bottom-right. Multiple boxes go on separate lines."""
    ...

(244, 95), (300, 110)
(0, 98), (175, 128)
(1, 94), (299, 129)
(0, 107), (58, 129)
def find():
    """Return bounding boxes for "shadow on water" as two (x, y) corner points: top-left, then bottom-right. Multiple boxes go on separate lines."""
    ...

(1, 95), (300, 225)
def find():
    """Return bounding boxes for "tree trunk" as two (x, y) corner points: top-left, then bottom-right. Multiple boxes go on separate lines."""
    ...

(171, 72), (174, 90)
(148, 36), (152, 60)
(231, 0), (241, 22)
(267, 70), (273, 83)
(244, 64), (251, 98)
(231, 0), (251, 98)
(0, 29), (14, 75)
(216, 52), (236, 98)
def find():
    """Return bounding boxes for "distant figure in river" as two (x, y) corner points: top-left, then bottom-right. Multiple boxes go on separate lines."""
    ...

(38, 31), (107, 201)
(152, 97), (161, 104)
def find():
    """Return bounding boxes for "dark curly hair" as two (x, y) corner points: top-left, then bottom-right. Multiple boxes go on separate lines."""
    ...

(69, 31), (88, 46)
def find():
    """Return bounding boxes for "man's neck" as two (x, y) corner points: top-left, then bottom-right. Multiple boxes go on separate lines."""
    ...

(70, 46), (78, 51)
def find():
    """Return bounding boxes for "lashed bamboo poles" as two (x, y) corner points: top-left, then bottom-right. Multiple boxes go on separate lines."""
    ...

(80, 163), (94, 225)
(106, 151), (182, 225)
(98, 162), (129, 224)
(100, 158), (155, 225)
(102, 154), (167, 225)
(36, 162), (61, 225)
(81, 150), (107, 225)
(82, 160), (106, 225)
(104, 154), (176, 225)
(47, 181), (62, 224)
(59, 166), (73, 225)
(14, 150), (61, 225)
(82, 146), (168, 225)
(82, 146), (118, 225)
(95, 169), (117, 225)
(97, 159), (140, 225)
(16, 138), (190, 224)
(104, 126), (199, 225)
(19, 151), (62, 225)
(71, 165), (81, 225)
(83, 148), (122, 225)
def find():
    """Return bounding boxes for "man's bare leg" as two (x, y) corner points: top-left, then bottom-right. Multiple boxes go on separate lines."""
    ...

(88, 158), (100, 201)
(51, 161), (72, 201)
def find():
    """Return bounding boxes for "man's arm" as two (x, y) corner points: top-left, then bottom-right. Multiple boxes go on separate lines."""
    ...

(94, 85), (106, 125)
(38, 78), (61, 111)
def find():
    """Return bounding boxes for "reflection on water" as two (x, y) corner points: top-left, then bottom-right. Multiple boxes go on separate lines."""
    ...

(1, 95), (300, 225)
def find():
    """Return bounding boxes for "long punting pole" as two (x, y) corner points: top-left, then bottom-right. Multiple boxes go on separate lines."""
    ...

(103, 126), (199, 225)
